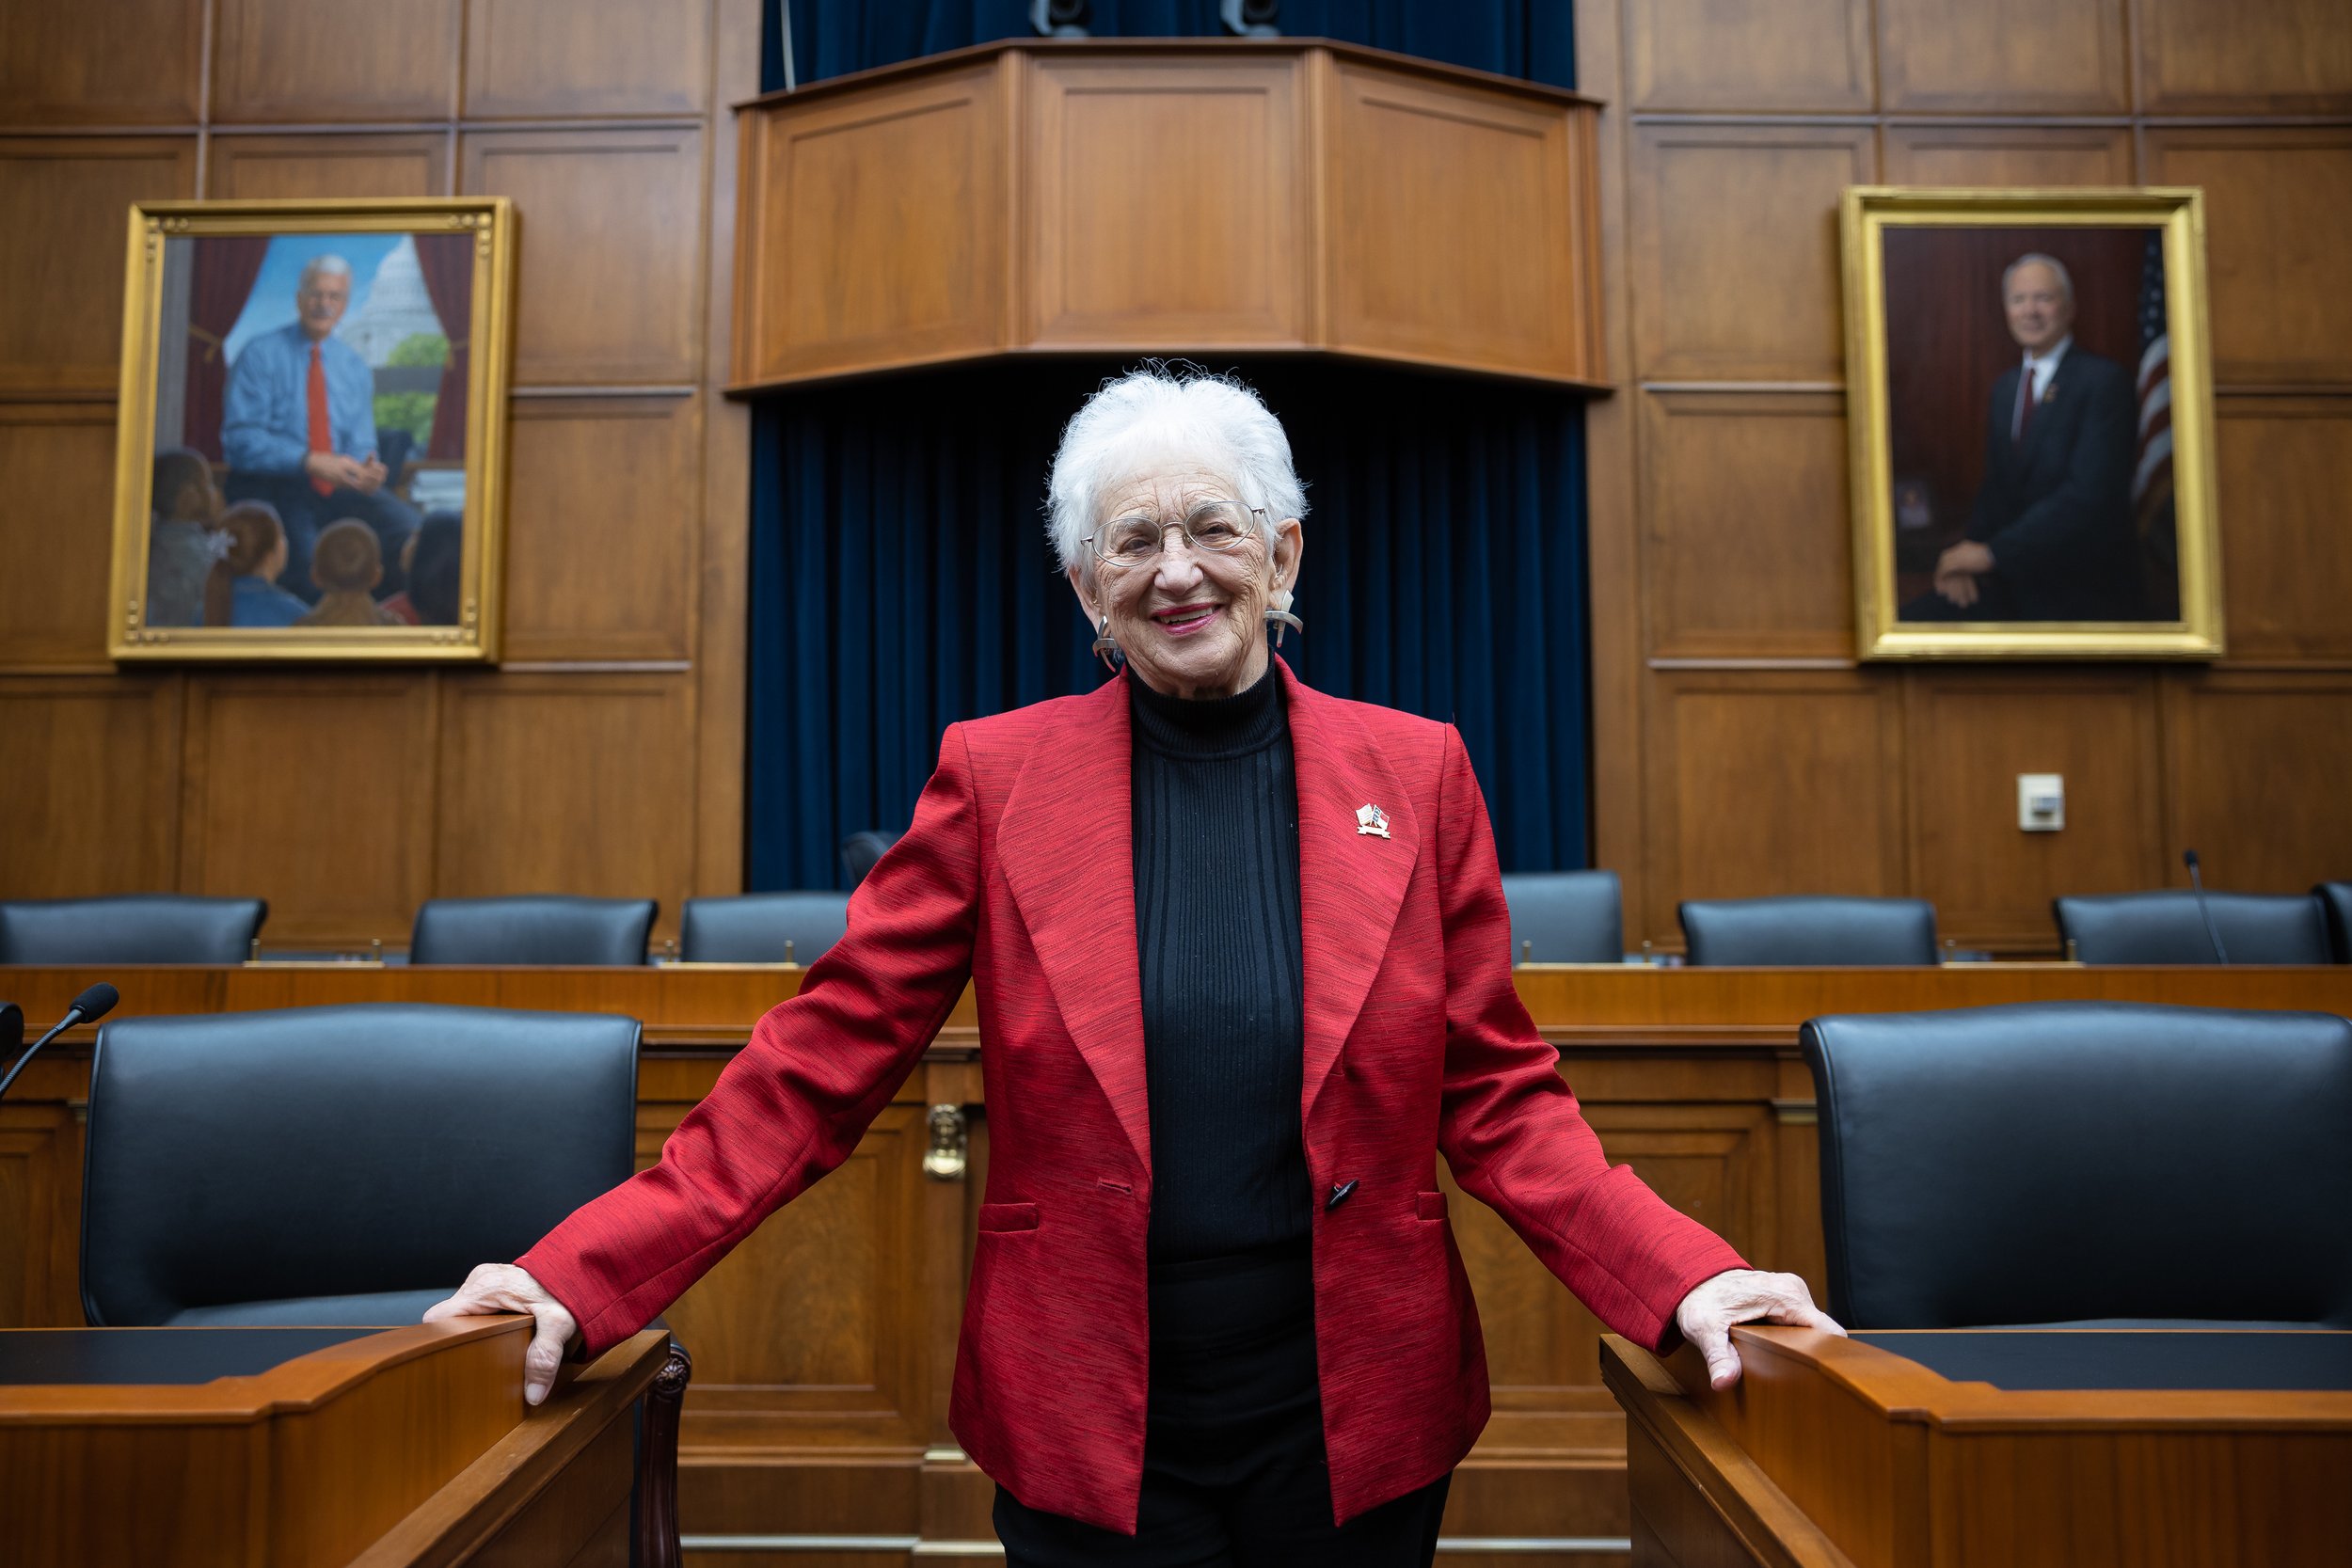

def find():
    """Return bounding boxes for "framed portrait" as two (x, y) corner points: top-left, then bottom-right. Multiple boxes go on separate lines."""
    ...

(1840, 187), (2221, 660)
(107, 198), (514, 662)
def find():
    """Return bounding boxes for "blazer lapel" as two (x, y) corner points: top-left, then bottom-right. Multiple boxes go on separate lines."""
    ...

(996, 674), (1153, 1174)
(1279, 661), (1419, 1127)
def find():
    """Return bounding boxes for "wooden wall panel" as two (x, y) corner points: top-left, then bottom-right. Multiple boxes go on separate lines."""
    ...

(0, 1102), (83, 1329)
(211, 0), (460, 123)
(1629, 126), (1872, 382)
(1026, 55), (1305, 348)
(1880, 125), (2136, 188)
(206, 132), (450, 200)
(2163, 674), (2352, 891)
(2213, 398), (2352, 663)
(462, 127), (706, 386)
(178, 677), (436, 945)
(2134, 0), (2352, 114)
(0, 137), (194, 395)
(0, 404), (119, 665)
(434, 675), (695, 908)
(2143, 130), (2352, 387)
(464, 0), (711, 119)
(1627, 0), (1873, 112)
(1905, 674), (2165, 949)
(501, 396), (701, 661)
(0, 678), (179, 897)
(1879, 0), (2129, 114)
(1640, 391), (1851, 659)
(0, 0), (202, 126)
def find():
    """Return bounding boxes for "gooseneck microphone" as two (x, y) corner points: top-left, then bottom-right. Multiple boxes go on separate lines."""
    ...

(2183, 849), (2230, 965)
(0, 982), (119, 1103)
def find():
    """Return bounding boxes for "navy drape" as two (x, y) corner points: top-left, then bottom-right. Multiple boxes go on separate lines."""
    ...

(749, 4), (1589, 889)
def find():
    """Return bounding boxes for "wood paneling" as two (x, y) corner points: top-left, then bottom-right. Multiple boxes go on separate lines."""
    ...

(2144, 129), (2352, 388)
(501, 396), (701, 661)
(0, 404), (119, 664)
(0, 1103), (82, 1328)
(0, 0), (202, 126)
(1026, 55), (1306, 348)
(2214, 398), (2352, 662)
(1881, 124), (2136, 188)
(2135, 0), (2352, 114)
(206, 132), (450, 200)
(434, 674), (695, 906)
(1629, 125), (1872, 383)
(0, 137), (194, 396)
(178, 676), (436, 945)
(463, 126), (706, 385)
(1641, 390), (1851, 659)
(0, 677), (180, 898)
(464, 0), (711, 119)
(1879, 0), (2129, 113)
(2162, 673), (2352, 892)
(1627, 0), (1873, 112)
(1906, 673), (2164, 948)
(1645, 674), (1906, 947)
(211, 0), (460, 123)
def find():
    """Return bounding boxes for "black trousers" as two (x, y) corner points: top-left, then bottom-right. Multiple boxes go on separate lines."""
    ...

(993, 1242), (1451, 1568)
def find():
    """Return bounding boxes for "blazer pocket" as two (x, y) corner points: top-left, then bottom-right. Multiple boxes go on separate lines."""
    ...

(1416, 1191), (1448, 1222)
(977, 1200), (1040, 1233)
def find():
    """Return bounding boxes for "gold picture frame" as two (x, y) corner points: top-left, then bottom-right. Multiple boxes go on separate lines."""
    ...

(108, 198), (515, 662)
(1841, 187), (2221, 660)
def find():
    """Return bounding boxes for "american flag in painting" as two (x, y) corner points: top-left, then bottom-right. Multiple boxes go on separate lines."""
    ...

(2133, 230), (2177, 613)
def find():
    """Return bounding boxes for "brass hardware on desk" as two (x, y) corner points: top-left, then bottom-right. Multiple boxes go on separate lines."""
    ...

(923, 1103), (967, 1181)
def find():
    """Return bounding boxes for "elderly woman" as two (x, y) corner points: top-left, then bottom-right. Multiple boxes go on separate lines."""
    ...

(430, 368), (1837, 1563)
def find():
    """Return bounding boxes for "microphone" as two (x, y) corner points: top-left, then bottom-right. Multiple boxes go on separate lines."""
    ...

(0, 983), (119, 1104)
(1, 1002), (22, 1060)
(2183, 849), (2230, 965)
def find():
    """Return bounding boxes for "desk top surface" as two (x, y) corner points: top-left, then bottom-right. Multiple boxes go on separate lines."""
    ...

(1852, 1329), (2352, 1392)
(0, 1327), (378, 1386)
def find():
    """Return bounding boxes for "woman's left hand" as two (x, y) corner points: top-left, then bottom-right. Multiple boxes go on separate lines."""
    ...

(1673, 1269), (1845, 1390)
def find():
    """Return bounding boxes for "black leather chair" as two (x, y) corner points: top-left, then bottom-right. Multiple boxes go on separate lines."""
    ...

(1678, 895), (1938, 966)
(679, 893), (850, 964)
(1499, 871), (1623, 964)
(408, 895), (657, 965)
(2319, 882), (2352, 964)
(0, 895), (266, 965)
(2053, 890), (2331, 964)
(840, 830), (899, 887)
(1803, 1002), (2352, 1329)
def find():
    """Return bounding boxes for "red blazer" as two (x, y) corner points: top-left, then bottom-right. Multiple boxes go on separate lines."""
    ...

(519, 661), (1745, 1531)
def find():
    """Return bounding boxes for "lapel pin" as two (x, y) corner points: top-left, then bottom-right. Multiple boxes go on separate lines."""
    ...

(1355, 803), (1391, 839)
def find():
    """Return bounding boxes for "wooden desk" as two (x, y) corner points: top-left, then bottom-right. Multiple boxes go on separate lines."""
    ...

(0, 1320), (675, 1568)
(1602, 1326), (2352, 1568)
(4, 962), (2345, 1563)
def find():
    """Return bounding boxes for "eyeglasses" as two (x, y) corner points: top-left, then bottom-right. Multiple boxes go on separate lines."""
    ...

(1085, 500), (1267, 572)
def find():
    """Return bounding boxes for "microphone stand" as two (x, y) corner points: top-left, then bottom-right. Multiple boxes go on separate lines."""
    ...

(2184, 849), (2231, 965)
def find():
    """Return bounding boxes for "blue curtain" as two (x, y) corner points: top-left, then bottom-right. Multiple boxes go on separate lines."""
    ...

(749, 4), (1589, 889)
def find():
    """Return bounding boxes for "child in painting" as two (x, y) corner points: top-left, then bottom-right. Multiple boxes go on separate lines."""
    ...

(203, 501), (309, 628)
(377, 509), (462, 626)
(146, 447), (226, 627)
(296, 518), (401, 627)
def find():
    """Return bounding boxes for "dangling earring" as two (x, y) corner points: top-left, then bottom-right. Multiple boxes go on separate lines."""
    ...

(1264, 582), (1303, 647)
(1091, 614), (1124, 673)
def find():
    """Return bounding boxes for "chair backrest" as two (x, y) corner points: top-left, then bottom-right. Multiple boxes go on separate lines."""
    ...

(2053, 890), (2331, 964)
(1678, 895), (1937, 966)
(408, 895), (656, 965)
(82, 1004), (641, 1325)
(1499, 871), (1623, 964)
(1803, 1001), (2352, 1329)
(679, 893), (850, 964)
(839, 830), (900, 888)
(2319, 882), (2352, 964)
(0, 895), (266, 965)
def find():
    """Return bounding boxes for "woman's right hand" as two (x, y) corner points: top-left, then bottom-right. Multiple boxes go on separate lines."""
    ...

(424, 1263), (580, 1406)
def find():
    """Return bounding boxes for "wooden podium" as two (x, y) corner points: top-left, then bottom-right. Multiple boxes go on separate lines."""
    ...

(1603, 1325), (2352, 1568)
(0, 1319), (681, 1568)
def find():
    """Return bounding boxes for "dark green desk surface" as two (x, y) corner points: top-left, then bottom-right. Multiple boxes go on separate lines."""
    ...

(0, 1327), (375, 1386)
(1852, 1329), (2352, 1392)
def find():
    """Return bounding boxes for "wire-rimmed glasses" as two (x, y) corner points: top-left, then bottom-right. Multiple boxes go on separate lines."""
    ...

(1085, 499), (1268, 574)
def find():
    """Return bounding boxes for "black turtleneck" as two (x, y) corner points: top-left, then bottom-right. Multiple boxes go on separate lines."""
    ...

(1129, 658), (1311, 1263)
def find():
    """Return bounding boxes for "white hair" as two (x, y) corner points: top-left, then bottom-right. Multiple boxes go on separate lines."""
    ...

(2001, 252), (2074, 306)
(1045, 364), (1308, 572)
(299, 255), (354, 288)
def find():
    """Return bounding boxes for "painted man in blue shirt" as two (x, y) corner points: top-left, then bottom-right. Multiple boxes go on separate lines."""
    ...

(222, 254), (418, 602)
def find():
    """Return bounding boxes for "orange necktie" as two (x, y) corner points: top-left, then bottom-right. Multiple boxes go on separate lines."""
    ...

(307, 341), (333, 495)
